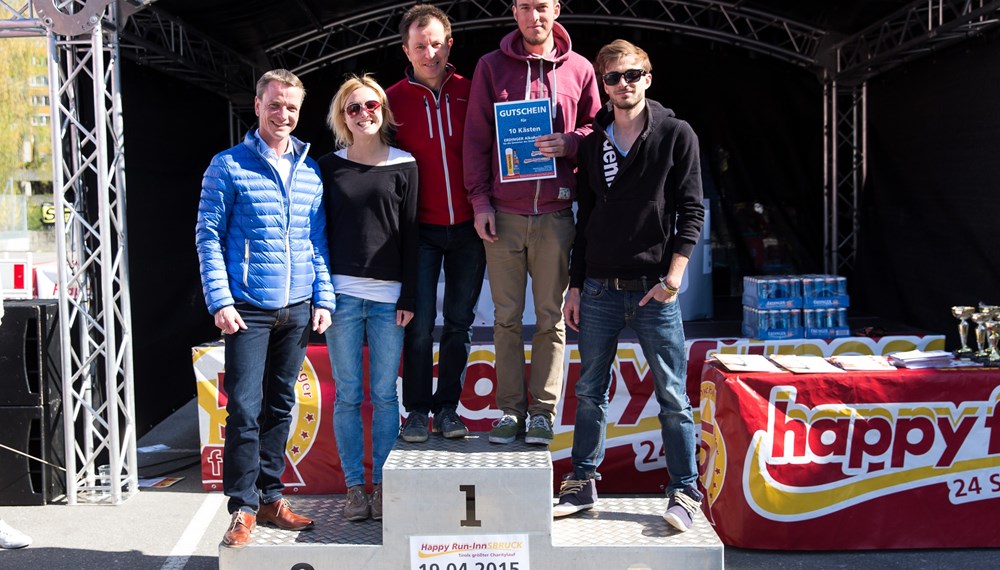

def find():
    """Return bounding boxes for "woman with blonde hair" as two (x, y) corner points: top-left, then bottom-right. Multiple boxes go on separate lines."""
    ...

(319, 74), (418, 522)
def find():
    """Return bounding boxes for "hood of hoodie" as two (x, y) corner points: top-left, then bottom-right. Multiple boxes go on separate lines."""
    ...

(593, 99), (677, 134)
(499, 21), (574, 63)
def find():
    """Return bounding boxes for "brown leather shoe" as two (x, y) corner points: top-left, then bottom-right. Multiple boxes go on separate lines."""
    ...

(370, 483), (383, 521)
(257, 498), (314, 530)
(221, 512), (256, 548)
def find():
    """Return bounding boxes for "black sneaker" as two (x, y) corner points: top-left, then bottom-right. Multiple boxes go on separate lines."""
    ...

(400, 412), (429, 443)
(663, 488), (702, 532)
(552, 476), (597, 517)
(433, 408), (469, 439)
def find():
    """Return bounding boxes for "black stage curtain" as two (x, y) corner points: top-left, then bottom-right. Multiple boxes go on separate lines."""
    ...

(128, 24), (1000, 434)
(120, 29), (824, 434)
(122, 60), (228, 435)
(857, 30), (1000, 349)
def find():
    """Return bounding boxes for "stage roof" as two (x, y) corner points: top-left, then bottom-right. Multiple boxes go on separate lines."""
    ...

(150, 0), (912, 67)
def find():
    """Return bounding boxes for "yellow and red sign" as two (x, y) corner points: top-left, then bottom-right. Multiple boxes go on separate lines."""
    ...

(700, 363), (1000, 549)
(193, 333), (947, 500)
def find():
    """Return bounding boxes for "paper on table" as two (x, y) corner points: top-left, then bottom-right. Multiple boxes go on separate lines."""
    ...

(712, 353), (785, 373)
(828, 355), (897, 371)
(769, 354), (846, 373)
(888, 349), (953, 369)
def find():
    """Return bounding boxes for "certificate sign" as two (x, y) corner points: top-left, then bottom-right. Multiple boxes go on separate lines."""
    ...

(494, 100), (556, 183)
(410, 533), (529, 570)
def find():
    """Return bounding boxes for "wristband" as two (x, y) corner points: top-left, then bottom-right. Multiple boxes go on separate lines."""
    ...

(659, 276), (679, 295)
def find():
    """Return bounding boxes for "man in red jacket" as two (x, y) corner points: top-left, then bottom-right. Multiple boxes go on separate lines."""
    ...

(463, 0), (601, 446)
(387, 4), (485, 443)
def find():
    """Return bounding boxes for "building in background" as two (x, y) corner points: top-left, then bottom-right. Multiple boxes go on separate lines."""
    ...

(1, 36), (54, 257)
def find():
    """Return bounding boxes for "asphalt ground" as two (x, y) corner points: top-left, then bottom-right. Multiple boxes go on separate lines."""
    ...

(1, 399), (997, 569)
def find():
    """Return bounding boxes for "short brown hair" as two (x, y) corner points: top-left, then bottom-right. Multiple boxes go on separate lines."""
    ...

(399, 4), (453, 46)
(326, 74), (397, 148)
(594, 39), (652, 77)
(256, 69), (305, 99)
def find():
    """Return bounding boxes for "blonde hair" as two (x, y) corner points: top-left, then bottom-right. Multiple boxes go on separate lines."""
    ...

(326, 74), (397, 148)
(256, 69), (305, 99)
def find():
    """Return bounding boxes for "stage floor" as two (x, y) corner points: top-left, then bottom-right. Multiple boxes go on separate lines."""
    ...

(1, 400), (997, 568)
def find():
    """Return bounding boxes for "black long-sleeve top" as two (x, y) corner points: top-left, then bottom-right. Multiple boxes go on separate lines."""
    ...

(318, 148), (419, 312)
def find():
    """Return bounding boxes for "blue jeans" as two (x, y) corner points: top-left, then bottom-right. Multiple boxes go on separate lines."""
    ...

(326, 294), (404, 487)
(222, 301), (311, 515)
(571, 279), (700, 495)
(402, 221), (486, 414)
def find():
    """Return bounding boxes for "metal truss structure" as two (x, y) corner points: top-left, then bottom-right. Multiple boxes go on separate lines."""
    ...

(116, 4), (259, 103)
(2, 0), (999, 505)
(1, 0), (137, 505)
(822, 0), (1000, 272)
(823, 79), (865, 275)
(267, 0), (827, 75)
(0, 1), (43, 36)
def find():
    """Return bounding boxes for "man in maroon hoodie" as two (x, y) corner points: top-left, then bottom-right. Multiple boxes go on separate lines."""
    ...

(463, 0), (601, 446)
(387, 4), (485, 444)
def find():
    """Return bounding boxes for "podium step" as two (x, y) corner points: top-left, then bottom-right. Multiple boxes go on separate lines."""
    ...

(384, 435), (554, 542)
(219, 434), (723, 569)
(551, 497), (722, 566)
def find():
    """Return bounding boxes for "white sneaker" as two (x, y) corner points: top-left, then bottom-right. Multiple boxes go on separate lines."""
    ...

(0, 519), (32, 549)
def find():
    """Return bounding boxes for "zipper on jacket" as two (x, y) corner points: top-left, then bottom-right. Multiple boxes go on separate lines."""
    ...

(243, 239), (250, 286)
(435, 95), (456, 224)
(283, 154), (304, 308)
(284, 231), (291, 306)
(423, 96), (433, 138)
(250, 137), (301, 308)
(445, 93), (454, 137)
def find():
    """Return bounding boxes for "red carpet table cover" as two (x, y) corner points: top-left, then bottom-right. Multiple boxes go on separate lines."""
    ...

(698, 361), (1000, 549)
(193, 334), (944, 496)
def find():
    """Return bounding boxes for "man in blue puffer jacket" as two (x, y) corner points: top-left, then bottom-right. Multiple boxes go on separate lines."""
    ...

(195, 69), (335, 548)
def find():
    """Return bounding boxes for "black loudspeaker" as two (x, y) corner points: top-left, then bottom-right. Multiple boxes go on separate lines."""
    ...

(0, 300), (61, 407)
(0, 300), (65, 505)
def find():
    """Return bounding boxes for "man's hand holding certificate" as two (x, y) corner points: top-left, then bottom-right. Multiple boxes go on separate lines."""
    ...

(494, 99), (558, 183)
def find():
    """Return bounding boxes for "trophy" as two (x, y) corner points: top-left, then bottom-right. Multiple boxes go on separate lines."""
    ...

(950, 305), (976, 357)
(971, 312), (991, 362)
(987, 319), (1000, 364)
(991, 307), (1000, 364)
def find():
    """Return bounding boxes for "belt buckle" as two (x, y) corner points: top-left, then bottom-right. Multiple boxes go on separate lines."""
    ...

(609, 278), (621, 291)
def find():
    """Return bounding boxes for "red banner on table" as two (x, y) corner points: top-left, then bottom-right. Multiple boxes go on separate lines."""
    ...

(193, 334), (945, 498)
(699, 362), (1000, 549)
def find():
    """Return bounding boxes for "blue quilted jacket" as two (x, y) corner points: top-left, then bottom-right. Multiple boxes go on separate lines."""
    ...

(196, 132), (335, 315)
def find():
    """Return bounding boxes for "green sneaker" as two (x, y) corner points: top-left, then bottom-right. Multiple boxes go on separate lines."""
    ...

(524, 414), (554, 445)
(488, 414), (524, 444)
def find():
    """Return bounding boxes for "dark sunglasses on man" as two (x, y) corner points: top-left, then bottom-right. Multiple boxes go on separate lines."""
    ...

(601, 68), (648, 86)
(345, 100), (382, 118)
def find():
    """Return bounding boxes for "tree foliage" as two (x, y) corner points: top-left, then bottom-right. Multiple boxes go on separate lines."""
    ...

(0, 37), (51, 191)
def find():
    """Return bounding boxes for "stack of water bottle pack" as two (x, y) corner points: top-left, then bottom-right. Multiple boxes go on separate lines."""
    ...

(742, 274), (850, 340)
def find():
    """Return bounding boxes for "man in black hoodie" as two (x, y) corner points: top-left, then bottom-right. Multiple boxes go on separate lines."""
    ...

(554, 40), (706, 532)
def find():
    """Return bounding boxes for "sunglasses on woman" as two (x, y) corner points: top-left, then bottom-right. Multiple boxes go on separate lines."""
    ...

(601, 69), (647, 86)
(344, 100), (382, 118)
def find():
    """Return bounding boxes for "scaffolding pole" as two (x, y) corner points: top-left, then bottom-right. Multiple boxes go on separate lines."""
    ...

(41, 0), (137, 505)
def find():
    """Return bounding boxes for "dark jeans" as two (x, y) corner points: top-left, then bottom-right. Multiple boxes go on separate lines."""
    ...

(570, 279), (700, 495)
(222, 301), (310, 514)
(402, 221), (486, 414)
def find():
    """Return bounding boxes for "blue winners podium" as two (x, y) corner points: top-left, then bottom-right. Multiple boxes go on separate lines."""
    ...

(219, 435), (723, 569)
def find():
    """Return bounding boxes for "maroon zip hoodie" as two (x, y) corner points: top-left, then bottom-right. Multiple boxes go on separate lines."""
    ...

(463, 22), (601, 216)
